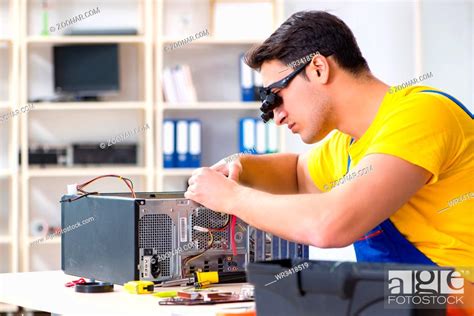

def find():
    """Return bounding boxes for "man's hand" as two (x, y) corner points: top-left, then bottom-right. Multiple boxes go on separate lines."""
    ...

(185, 167), (241, 213)
(209, 155), (243, 182)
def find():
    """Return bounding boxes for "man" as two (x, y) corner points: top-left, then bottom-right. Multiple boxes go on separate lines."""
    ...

(185, 11), (473, 270)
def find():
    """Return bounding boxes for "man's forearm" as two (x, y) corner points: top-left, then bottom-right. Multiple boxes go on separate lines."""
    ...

(239, 153), (299, 194)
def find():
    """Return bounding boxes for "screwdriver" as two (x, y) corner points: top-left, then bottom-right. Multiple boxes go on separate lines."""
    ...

(158, 271), (247, 288)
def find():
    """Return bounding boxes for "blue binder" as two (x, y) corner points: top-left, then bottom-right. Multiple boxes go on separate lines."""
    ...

(162, 119), (175, 168)
(266, 120), (278, 153)
(176, 120), (189, 168)
(240, 54), (255, 101)
(239, 117), (256, 153)
(188, 119), (201, 168)
(255, 119), (267, 154)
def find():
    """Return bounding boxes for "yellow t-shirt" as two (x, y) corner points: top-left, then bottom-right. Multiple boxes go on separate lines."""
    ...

(307, 85), (474, 268)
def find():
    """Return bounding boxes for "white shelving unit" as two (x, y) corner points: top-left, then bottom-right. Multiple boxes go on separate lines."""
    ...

(18, 0), (154, 272)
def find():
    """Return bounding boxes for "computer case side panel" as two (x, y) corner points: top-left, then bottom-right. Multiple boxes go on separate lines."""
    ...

(61, 195), (139, 284)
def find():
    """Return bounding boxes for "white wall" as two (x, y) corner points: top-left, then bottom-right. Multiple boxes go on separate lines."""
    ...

(420, 0), (473, 112)
(282, 0), (472, 262)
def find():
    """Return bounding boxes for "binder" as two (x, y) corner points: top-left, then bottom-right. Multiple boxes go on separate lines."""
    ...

(163, 65), (198, 103)
(162, 119), (175, 168)
(163, 68), (178, 103)
(172, 65), (188, 103)
(253, 70), (263, 101)
(255, 119), (266, 154)
(181, 65), (198, 103)
(176, 120), (189, 168)
(266, 120), (278, 153)
(240, 54), (255, 101)
(239, 118), (256, 153)
(188, 119), (201, 168)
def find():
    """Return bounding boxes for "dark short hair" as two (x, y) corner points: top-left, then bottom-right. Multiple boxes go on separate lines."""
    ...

(245, 11), (370, 76)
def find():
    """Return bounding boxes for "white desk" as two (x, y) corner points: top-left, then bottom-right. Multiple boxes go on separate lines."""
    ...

(0, 271), (255, 315)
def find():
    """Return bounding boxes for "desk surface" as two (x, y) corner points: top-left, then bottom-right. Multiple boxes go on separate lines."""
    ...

(0, 271), (255, 315)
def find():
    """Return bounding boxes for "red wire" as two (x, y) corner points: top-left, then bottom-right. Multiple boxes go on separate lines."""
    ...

(65, 278), (86, 287)
(230, 215), (237, 256)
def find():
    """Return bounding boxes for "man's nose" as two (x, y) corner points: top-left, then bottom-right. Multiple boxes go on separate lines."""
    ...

(273, 107), (286, 126)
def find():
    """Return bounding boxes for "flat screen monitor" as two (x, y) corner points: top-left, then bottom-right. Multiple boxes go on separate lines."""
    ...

(53, 44), (119, 97)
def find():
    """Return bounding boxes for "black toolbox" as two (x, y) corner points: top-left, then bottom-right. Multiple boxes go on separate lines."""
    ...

(246, 259), (446, 316)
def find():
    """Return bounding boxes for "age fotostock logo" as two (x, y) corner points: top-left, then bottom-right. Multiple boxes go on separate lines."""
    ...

(386, 269), (464, 308)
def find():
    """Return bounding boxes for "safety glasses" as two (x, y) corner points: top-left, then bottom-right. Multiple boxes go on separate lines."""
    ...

(258, 60), (312, 122)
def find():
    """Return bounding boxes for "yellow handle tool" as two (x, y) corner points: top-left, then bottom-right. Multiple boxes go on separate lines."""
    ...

(124, 281), (155, 294)
(194, 271), (247, 288)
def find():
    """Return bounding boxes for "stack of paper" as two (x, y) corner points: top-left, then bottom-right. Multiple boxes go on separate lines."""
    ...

(162, 64), (198, 103)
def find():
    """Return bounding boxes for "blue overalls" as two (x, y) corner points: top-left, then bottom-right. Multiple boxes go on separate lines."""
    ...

(351, 90), (472, 265)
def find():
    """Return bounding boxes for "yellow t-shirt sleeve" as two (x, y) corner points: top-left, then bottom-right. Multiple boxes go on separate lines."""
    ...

(365, 93), (465, 184)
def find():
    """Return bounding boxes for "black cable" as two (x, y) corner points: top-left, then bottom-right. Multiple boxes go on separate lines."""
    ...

(351, 296), (386, 316)
(59, 191), (98, 203)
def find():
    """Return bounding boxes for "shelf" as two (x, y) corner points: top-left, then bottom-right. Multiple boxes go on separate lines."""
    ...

(30, 101), (147, 111)
(161, 37), (264, 45)
(161, 168), (196, 177)
(0, 236), (11, 243)
(26, 35), (146, 44)
(162, 101), (261, 110)
(27, 166), (148, 177)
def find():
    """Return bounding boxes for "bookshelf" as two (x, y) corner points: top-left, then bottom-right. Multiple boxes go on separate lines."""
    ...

(18, 0), (154, 272)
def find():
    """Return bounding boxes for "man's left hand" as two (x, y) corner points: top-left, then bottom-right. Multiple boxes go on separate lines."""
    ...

(185, 167), (240, 213)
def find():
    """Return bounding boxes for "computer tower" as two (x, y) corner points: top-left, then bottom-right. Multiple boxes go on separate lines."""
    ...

(61, 192), (308, 285)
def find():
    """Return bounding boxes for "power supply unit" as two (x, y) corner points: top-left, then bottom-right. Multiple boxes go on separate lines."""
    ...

(61, 192), (308, 285)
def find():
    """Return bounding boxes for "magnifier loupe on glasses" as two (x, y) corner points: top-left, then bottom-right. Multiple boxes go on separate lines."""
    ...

(259, 91), (282, 123)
